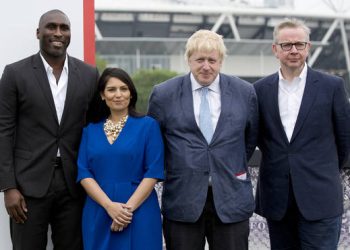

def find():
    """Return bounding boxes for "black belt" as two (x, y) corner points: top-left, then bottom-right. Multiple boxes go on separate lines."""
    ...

(53, 157), (62, 168)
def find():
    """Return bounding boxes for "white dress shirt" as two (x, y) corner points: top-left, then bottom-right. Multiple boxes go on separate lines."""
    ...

(40, 54), (69, 156)
(40, 54), (69, 124)
(191, 73), (221, 132)
(278, 63), (308, 142)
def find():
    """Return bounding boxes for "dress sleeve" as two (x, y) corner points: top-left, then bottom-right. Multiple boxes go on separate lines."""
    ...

(143, 118), (165, 181)
(76, 126), (94, 182)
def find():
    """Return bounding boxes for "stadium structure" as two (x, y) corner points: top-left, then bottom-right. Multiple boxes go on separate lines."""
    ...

(95, 0), (350, 87)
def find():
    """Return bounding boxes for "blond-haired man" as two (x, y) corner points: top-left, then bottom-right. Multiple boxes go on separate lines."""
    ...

(148, 29), (258, 250)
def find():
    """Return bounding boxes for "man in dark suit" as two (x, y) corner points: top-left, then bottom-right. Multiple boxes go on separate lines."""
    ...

(0, 10), (98, 250)
(148, 29), (259, 250)
(254, 18), (350, 250)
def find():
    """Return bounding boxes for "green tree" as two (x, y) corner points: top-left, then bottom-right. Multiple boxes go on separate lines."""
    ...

(132, 69), (178, 113)
(95, 54), (107, 73)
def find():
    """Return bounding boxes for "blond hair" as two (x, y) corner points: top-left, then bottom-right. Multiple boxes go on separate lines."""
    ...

(184, 29), (227, 62)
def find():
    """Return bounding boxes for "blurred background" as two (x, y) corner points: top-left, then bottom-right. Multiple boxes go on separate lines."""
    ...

(94, 0), (350, 113)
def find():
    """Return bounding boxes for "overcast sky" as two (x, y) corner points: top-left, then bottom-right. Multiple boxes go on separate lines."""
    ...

(294, 0), (350, 12)
(100, 0), (350, 14)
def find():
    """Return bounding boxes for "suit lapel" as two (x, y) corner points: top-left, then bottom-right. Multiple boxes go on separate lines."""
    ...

(290, 68), (318, 143)
(32, 53), (59, 123)
(60, 56), (79, 126)
(180, 74), (205, 140)
(268, 74), (290, 144)
(212, 74), (232, 142)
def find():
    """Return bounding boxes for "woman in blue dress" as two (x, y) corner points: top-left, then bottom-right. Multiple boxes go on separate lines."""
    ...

(77, 68), (164, 250)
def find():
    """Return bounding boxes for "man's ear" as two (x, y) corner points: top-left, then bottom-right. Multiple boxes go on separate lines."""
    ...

(272, 44), (278, 59)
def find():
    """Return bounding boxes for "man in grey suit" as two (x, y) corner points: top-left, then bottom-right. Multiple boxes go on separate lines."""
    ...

(0, 10), (98, 249)
(148, 29), (259, 250)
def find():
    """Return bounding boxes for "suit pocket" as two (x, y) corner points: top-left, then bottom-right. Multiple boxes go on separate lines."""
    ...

(14, 149), (32, 160)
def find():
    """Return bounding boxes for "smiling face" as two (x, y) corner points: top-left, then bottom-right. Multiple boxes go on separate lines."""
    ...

(272, 27), (310, 73)
(100, 77), (131, 116)
(36, 10), (71, 60)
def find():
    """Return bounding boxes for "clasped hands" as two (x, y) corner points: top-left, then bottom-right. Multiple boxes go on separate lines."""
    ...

(105, 202), (133, 232)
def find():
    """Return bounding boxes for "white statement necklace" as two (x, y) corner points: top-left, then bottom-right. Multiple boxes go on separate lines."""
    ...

(103, 115), (128, 143)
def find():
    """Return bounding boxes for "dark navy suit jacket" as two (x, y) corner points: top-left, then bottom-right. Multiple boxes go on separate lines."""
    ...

(254, 67), (350, 221)
(148, 73), (259, 223)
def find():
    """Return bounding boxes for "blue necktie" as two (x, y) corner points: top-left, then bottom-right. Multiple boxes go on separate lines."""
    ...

(199, 87), (214, 143)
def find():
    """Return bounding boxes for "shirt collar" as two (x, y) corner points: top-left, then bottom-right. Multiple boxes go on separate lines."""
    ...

(278, 62), (308, 82)
(191, 73), (220, 93)
(299, 63), (308, 81)
(40, 53), (69, 74)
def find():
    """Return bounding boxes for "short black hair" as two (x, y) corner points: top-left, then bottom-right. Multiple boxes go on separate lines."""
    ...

(38, 9), (70, 28)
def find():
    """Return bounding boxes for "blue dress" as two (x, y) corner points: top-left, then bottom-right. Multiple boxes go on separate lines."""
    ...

(77, 116), (164, 250)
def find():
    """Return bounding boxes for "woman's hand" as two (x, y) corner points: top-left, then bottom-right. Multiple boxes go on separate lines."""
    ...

(105, 202), (133, 231)
(80, 178), (134, 232)
(110, 219), (129, 232)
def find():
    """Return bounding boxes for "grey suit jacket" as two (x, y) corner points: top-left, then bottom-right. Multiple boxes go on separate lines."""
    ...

(0, 53), (98, 198)
(148, 73), (259, 223)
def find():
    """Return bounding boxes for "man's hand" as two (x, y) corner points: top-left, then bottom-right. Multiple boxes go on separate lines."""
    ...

(4, 188), (27, 223)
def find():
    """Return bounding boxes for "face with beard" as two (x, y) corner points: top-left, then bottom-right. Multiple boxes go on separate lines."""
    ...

(36, 10), (71, 61)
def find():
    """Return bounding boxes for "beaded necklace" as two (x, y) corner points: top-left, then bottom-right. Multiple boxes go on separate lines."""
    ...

(103, 115), (128, 143)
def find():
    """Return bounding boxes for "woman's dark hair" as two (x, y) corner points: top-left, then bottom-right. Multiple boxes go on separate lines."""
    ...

(86, 67), (144, 123)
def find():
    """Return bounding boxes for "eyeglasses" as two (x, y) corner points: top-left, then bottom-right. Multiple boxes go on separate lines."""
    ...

(277, 42), (308, 51)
